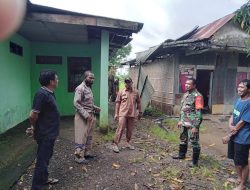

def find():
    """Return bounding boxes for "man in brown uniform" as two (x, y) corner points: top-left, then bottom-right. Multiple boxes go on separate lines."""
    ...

(113, 77), (142, 153)
(73, 71), (100, 164)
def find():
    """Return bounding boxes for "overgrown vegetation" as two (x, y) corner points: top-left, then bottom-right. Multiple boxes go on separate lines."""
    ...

(109, 44), (132, 66)
(100, 130), (115, 142)
(144, 107), (165, 117)
(234, 1), (250, 53)
(149, 121), (179, 144)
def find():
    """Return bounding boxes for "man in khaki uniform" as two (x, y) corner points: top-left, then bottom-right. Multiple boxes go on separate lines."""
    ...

(73, 71), (100, 164)
(113, 77), (142, 153)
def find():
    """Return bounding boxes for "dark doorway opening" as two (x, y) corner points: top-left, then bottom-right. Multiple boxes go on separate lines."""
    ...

(196, 70), (213, 112)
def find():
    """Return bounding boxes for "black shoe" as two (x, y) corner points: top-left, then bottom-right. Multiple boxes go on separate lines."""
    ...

(192, 148), (200, 167)
(84, 155), (97, 160)
(188, 163), (199, 168)
(75, 157), (89, 164)
(172, 155), (185, 159)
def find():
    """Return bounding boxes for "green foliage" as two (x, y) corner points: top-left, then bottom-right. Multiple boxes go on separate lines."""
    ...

(150, 125), (179, 143)
(144, 107), (165, 117)
(101, 130), (115, 142)
(160, 166), (181, 179)
(234, 1), (250, 34)
(234, 1), (250, 53)
(109, 43), (132, 66)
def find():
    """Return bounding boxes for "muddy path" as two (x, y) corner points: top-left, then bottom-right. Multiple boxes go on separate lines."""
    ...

(12, 116), (240, 190)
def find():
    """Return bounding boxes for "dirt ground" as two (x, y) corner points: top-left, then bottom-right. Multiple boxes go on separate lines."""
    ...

(11, 115), (245, 190)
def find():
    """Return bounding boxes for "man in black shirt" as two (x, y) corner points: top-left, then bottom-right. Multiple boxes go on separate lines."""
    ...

(27, 70), (60, 190)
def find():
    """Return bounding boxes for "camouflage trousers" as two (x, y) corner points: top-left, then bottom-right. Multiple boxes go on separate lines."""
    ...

(179, 126), (200, 149)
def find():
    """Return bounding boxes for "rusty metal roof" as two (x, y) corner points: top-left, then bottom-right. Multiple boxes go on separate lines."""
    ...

(135, 13), (237, 64)
(189, 13), (235, 40)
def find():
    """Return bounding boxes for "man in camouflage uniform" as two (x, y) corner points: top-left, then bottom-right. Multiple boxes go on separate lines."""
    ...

(73, 71), (100, 164)
(172, 78), (203, 167)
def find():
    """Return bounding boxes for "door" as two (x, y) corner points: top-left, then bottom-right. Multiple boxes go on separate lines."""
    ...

(196, 69), (213, 112)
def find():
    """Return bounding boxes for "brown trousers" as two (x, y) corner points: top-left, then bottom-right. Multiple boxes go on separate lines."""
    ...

(114, 117), (134, 144)
(74, 112), (96, 158)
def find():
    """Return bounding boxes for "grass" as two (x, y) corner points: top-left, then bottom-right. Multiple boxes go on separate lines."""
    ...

(129, 157), (144, 164)
(160, 166), (182, 179)
(200, 154), (220, 170)
(100, 130), (115, 142)
(149, 124), (179, 144)
(163, 118), (178, 128)
(143, 107), (165, 117)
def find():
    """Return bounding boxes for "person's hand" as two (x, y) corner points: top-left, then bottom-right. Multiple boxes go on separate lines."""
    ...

(177, 121), (182, 128)
(114, 115), (118, 121)
(26, 126), (34, 137)
(191, 127), (198, 135)
(94, 107), (101, 113)
(222, 134), (231, 144)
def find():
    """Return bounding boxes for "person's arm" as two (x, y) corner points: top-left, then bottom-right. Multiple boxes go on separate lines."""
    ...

(228, 115), (234, 131)
(136, 93), (142, 119)
(191, 95), (204, 134)
(231, 120), (245, 135)
(73, 88), (90, 119)
(26, 92), (44, 137)
(29, 111), (38, 126)
(93, 105), (101, 113)
(191, 95), (204, 129)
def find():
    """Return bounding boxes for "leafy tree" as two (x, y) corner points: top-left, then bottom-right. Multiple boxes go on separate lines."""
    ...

(109, 43), (132, 66)
(234, 1), (250, 34)
(234, 1), (250, 53)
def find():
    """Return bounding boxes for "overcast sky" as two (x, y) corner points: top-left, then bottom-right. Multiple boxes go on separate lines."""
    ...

(31, 0), (247, 59)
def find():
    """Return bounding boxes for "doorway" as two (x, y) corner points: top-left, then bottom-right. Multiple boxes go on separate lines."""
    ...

(196, 70), (213, 112)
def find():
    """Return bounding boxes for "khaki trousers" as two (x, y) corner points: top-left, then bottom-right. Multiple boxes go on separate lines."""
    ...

(114, 116), (134, 144)
(74, 112), (96, 158)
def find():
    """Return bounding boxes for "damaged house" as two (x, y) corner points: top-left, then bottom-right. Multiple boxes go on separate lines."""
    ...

(128, 13), (250, 115)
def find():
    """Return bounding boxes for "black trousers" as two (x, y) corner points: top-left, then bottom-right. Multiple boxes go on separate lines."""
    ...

(31, 138), (56, 190)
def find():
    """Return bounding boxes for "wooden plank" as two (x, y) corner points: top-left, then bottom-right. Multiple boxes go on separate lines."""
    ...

(27, 13), (141, 31)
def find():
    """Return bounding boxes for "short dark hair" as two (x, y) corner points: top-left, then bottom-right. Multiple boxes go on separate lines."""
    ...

(39, 70), (57, 86)
(124, 77), (132, 83)
(186, 78), (196, 85)
(84, 70), (93, 79)
(240, 79), (250, 89)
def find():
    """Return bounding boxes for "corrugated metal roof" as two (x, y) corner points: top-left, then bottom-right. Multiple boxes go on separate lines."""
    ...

(189, 13), (235, 40)
(135, 44), (162, 64)
(135, 13), (236, 64)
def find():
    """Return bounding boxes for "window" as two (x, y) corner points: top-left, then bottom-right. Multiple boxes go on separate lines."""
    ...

(36, 56), (62, 65)
(68, 57), (91, 92)
(9, 41), (23, 56)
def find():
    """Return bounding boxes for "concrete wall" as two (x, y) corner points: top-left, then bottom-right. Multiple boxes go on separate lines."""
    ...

(0, 34), (31, 133)
(30, 40), (101, 116)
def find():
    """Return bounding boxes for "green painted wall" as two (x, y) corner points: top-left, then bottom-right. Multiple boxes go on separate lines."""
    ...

(31, 40), (101, 116)
(0, 34), (31, 134)
(99, 30), (109, 128)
